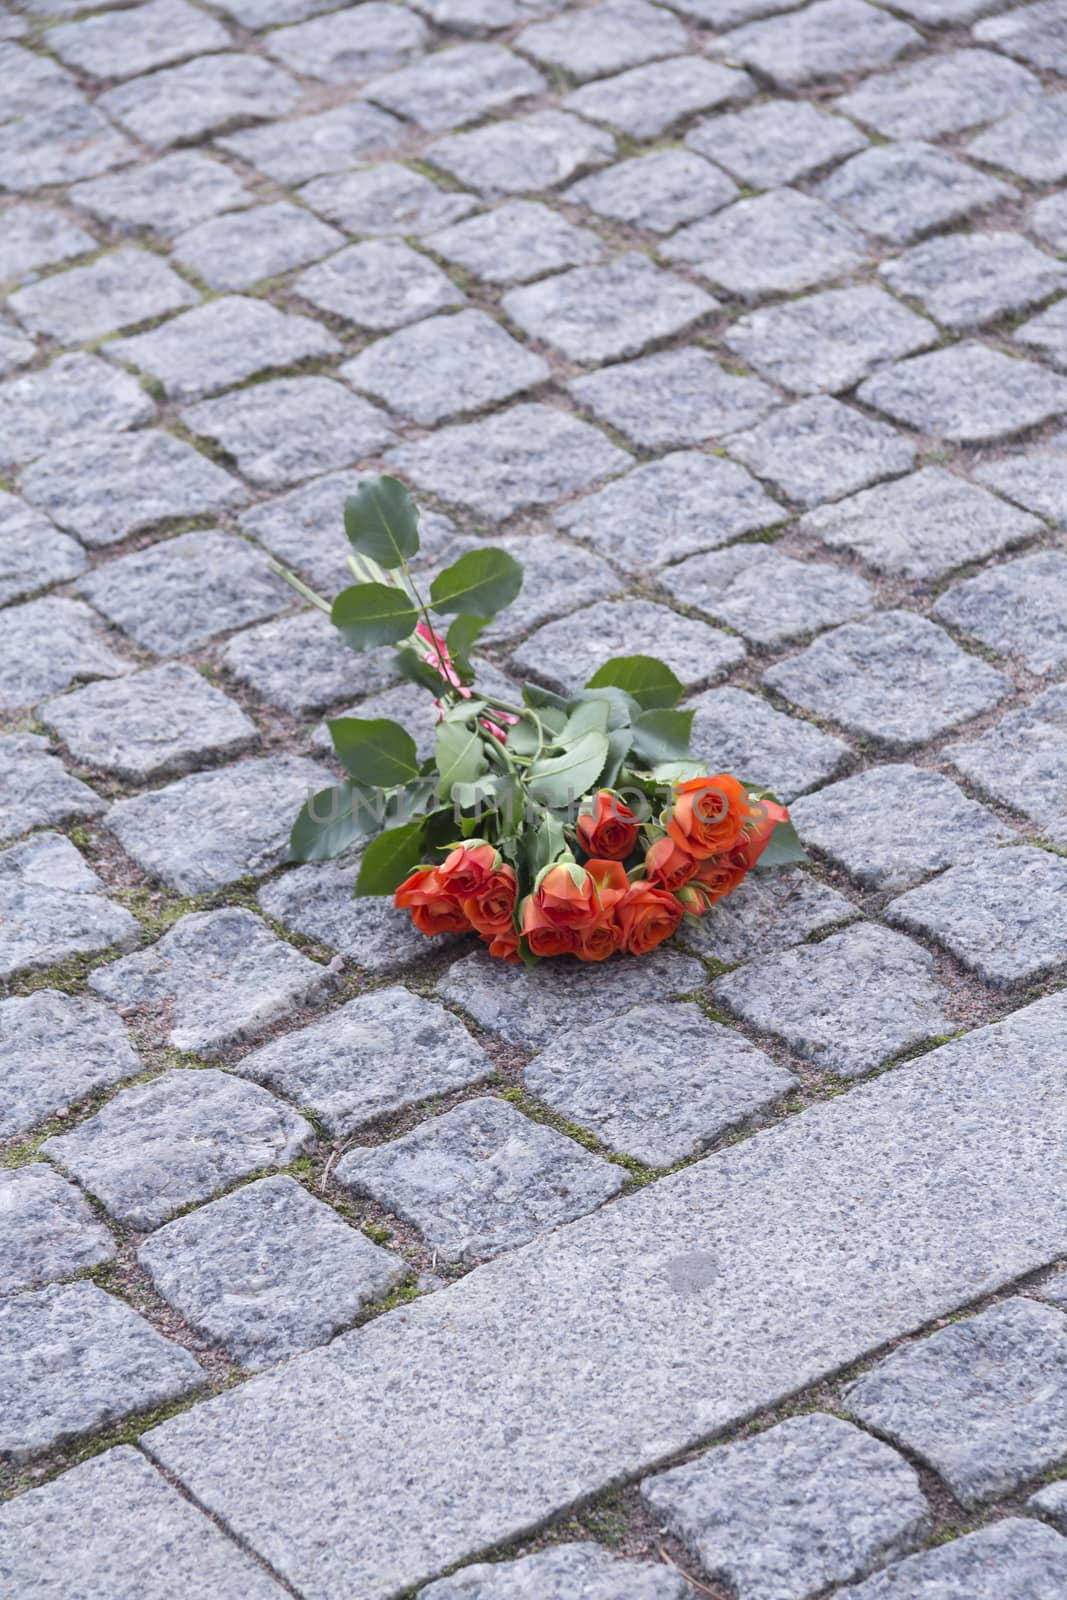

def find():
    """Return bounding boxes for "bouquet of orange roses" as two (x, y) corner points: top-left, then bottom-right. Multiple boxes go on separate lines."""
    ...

(279, 476), (806, 965)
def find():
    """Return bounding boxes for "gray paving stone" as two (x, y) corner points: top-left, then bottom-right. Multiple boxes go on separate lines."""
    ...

(172, 202), (343, 291)
(238, 986), (494, 1136)
(662, 188), (870, 300)
(80, 529), (290, 655)
(799, 466), (1041, 581)
(221, 609), (396, 715)
(510, 597), (744, 692)
(427, 200), (604, 286)
(216, 101), (404, 186)
(0, 101), (136, 192)
(1035, 1267), (1067, 1310)
(99, 54), (301, 149)
(364, 43), (546, 131)
(1015, 300), (1067, 372)
(847, 1297), (1067, 1506)
(0, 832), (139, 983)
(423, 1545), (690, 1597)
(106, 754), (332, 895)
(385, 402), (629, 519)
(0, 315), (35, 378)
(428, 110), (614, 197)
(0, 353), (155, 470)
(0, 1282), (203, 1461)
(0, 989), (140, 1141)
(817, 141), (1012, 246)
(0, 732), (103, 843)
(295, 238), (466, 331)
(502, 253), (716, 365)
(725, 397), (914, 509)
(0, 596), (132, 712)
(935, 551), (1067, 675)
(858, 343), (1067, 444)
(566, 150), (737, 234)
(311, 676), (441, 764)
(945, 684), (1067, 831)
(712, 921), (950, 1076)
(570, 347), (776, 450)
(1, 41), (81, 117)
(723, 287), (935, 396)
(19, 430), (244, 548)
(975, 0), (1067, 73)
(836, 47), (1039, 139)
(564, 56), (753, 140)
(969, 94), (1067, 182)
(0, 490), (86, 606)
(518, 0), (686, 80)
(688, 684), (850, 800)
(686, 99), (866, 188)
(336, 1096), (624, 1262)
(46, 0), (230, 79)
(0, 202), (95, 285)
(765, 610), (1011, 750)
(883, 0), (999, 18)
(0, 1165), (114, 1297)
(977, 446), (1067, 521)
(404, 0), (568, 30)
(138, 1175), (405, 1368)
(661, 544), (873, 646)
(642, 1413), (929, 1600)
(210, 0), (350, 22)
(837, 1519), (1067, 1599)
(791, 765), (1012, 892)
(257, 856), (459, 970)
(0, 1446), (288, 1599)
(262, 4), (427, 82)
(714, 0), (919, 87)
(1030, 1479), (1067, 1530)
(680, 867), (857, 966)
(70, 151), (252, 236)
(108, 294), (339, 402)
(42, 663), (256, 782)
(881, 232), (1067, 332)
(342, 309), (549, 425)
(475, 532), (620, 642)
(887, 844), (1067, 987)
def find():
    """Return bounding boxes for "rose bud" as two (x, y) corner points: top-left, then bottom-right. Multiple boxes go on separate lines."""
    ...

(693, 848), (749, 906)
(534, 861), (599, 929)
(575, 915), (624, 962)
(675, 884), (707, 917)
(437, 840), (500, 898)
(616, 882), (684, 955)
(521, 894), (578, 957)
(645, 834), (699, 891)
(737, 799), (790, 870)
(584, 857), (630, 911)
(462, 864), (518, 934)
(394, 866), (471, 935)
(485, 926), (522, 963)
(576, 791), (640, 860)
(666, 774), (748, 860)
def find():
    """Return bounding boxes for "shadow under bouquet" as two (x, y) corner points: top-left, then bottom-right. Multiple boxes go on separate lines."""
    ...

(280, 475), (807, 965)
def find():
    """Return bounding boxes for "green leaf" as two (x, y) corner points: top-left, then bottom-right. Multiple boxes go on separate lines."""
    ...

(393, 642), (447, 694)
(528, 728), (609, 806)
(344, 475), (419, 568)
(522, 810), (569, 878)
(332, 582), (418, 650)
(523, 682), (568, 713)
(446, 613), (488, 677)
(430, 548), (523, 619)
(650, 758), (706, 785)
(586, 654), (683, 711)
(506, 717), (540, 757)
(601, 724), (633, 791)
(752, 815), (809, 870)
(385, 777), (437, 828)
(557, 698), (611, 743)
(328, 717), (420, 788)
(288, 782), (376, 862)
(629, 708), (695, 767)
(568, 686), (639, 730)
(355, 819), (427, 895)
(435, 719), (488, 800)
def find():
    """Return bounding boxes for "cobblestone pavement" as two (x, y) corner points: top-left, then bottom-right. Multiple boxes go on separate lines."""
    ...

(3, 0), (1067, 1592)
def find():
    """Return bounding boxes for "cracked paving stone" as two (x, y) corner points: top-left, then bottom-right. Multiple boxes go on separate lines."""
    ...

(0, 1165), (115, 1297)
(336, 1096), (624, 1264)
(791, 765), (1012, 892)
(217, 101), (404, 186)
(798, 466), (1040, 581)
(0, 832), (139, 983)
(526, 1002), (797, 1168)
(0, 596), (130, 713)
(1031, 1480), (1067, 1530)
(969, 94), (1067, 183)
(934, 550), (1067, 676)
(886, 844), (1067, 987)
(0, 1445), (288, 1599)
(0, 732), (103, 842)
(43, 1067), (314, 1230)
(723, 287), (936, 396)
(237, 986), (494, 1136)
(712, 921), (950, 1077)
(171, 201), (344, 292)
(1015, 300), (1067, 372)
(182, 377), (394, 489)
(570, 347), (775, 450)
(107, 294), (339, 402)
(556, 451), (783, 576)
(859, 342), (1067, 444)
(475, 533), (619, 642)
(262, 4), (427, 83)
(80, 529), (291, 655)
(945, 684), (1067, 832)
(642, 1413), (930, 1600)
(847, 1297), (1067, 1506)
(686, 100), (866, 189)
(725, 396), (915, 508)
(663, 188), (870, 301)
(385, 402), (629, 519)
(295, 238), (466, 331)
(0, 202), (95, 284)
(0, 990), (139, 1141)
(46, 0), (230, 79)
(0, 1282), (203, 1462)
(342, 309), (549, 425)
(680, 868), (857, 966)
(518, 0), (686, 80)
(817, 142), (1012, 246)
(427, 200), (604, 285)
(138, 1175), (405, 1369)
(836, 47), (1040, 140)
(423, 1544), (690, 1597)
(0, 102), (136, 192)
(713, 0), (919, 87)
(41, 662), (256, 783)
(436, 946), (704, 1050)
(427, 110), (614, 197)
(881, 232), (1067, 332)
(364, 43), (546, 131)
(0, 490), (86, 606)
(510, 598), (744, 693)
(566, 150), (737, 234)
(975, 0), (1067, 73)
(660, 545), (873, 647)
(838, 1519), (1067, 1599)
(688, 685), (850, 800)
(99, 54), (302, 149)
(564, 56), (753, 141)
(221, 609), (398, 715)
(0, 353), (155, 471)
(105, 753), (332, 895)
(765, 610), (1011, 750)
(502, 253), (716, 364)
(70, 151), (252, 236)
(18, 430), (245, 549)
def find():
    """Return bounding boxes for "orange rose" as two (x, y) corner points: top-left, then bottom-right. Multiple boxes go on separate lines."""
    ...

(461, 865), (517, 933)
(644, 834), (699, 891)
(737, 799), (789, 870)
(394, 866), (471, 935)
(617, 882), (683, 955)
(535, 861), (599, 929)
(485, 926), (521, 963)
(576, 791), (639, 860)
(675, 885), (706, 917)
(575, 915), (623, 962)
(437, 841), (498, 898)
(521, 895), (577, 957)
(693, 848), (748, 906)
(666, 775), (748, 860)
(584, 857), (629, 911)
